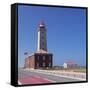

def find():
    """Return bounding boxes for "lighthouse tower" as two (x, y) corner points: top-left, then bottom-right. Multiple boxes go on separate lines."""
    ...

(25, 21), (53, 69)
(37, 21), (47, 52)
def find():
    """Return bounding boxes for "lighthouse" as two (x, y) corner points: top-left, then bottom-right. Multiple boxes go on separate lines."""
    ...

(37, 21), (47, 52)
(25, 21), (53, 69)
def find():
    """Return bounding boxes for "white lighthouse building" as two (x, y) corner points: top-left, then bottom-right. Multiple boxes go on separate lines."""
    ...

(37, 21), (47, 52)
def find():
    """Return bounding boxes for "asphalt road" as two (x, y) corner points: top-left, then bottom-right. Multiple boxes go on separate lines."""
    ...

(18, 68), (82, 85)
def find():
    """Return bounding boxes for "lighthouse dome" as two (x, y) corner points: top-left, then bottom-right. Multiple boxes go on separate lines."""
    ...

(39, 21), (45, 27)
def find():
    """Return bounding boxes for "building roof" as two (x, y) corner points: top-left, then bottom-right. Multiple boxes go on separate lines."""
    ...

(26, 50), (48, 58)
(36, 49), (48, 53)
(65, 60), (77, 65)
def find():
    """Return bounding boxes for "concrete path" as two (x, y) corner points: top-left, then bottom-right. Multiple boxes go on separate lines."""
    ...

(18, 69), (86, 85)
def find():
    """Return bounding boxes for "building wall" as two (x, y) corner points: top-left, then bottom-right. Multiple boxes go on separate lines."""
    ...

(67, 64), (77, 68)
(39, 28), (47, 51)
(25, 53), (53, 69)
(35, 53), (53, 69)
(63, 63), (67, 68)
(63, 63), (78, 69)
(25, 55), (35, 69)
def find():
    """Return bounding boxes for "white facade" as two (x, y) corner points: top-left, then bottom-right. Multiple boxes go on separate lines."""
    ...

(37, 31), (40, 51)
(63, 63), (67, 68)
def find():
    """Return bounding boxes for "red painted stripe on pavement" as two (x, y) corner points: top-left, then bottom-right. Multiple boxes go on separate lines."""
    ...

(19, 76), (52, 85)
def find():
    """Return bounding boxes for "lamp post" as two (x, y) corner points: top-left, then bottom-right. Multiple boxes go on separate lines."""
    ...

(24, 52), (28, 69)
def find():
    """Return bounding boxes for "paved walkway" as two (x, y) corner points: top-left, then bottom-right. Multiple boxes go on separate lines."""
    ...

(18, 69), (86, 85)
(32, 69), (86, 80)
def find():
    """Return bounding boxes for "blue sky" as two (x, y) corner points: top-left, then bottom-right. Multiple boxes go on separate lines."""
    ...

(18, 5), (86, 67)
